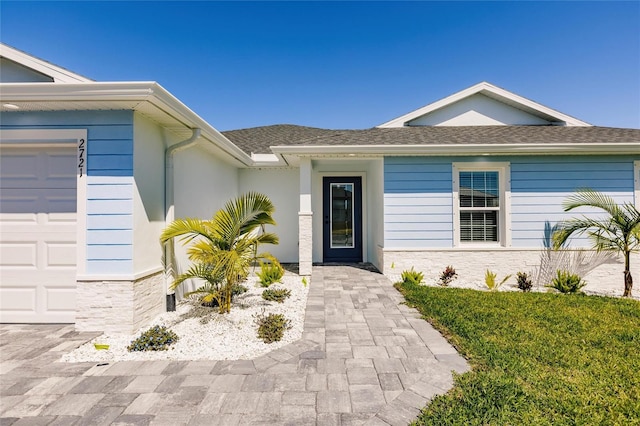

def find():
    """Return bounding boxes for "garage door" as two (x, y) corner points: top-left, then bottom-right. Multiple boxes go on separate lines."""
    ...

(0, 145), (77, 323)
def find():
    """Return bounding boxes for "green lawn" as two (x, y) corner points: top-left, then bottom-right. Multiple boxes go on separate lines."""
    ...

(395, 282), (640, 425)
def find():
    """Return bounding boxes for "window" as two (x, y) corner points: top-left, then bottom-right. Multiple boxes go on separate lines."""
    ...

(453, 163), (510, 246)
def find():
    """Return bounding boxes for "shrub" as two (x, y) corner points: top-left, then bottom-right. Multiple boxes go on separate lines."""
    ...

(485, 270), (512, 291)
(201, 283), (248, 307)
(548, 270), (586, 293)
(232, 283), (249, 296)
(439, 265), (458, 286)
(257, 257), (285, 287)
(127, 325), (179, 352)
(516, 272), (533, 292)
(401, 267), (424, 285)
(262, 288), (291, 303)
(255, 311), (291, 343)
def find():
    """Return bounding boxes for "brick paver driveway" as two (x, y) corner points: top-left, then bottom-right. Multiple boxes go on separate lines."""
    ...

(0, 265), (468, 425)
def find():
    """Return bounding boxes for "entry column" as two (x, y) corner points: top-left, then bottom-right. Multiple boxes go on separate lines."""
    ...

(299, 157), (313, 276)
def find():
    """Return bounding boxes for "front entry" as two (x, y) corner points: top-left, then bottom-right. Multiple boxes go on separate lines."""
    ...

(323, 177), (363, 262)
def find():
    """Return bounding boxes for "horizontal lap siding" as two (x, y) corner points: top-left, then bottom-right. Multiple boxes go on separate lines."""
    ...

(510, 157), (635, 248)
(1, 111), (134, 274)
(383, 155), (638, 250)
(384, 157), (453, 248)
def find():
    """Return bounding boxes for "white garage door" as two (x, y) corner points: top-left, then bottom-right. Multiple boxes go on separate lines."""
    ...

(0, 145), (77, 323)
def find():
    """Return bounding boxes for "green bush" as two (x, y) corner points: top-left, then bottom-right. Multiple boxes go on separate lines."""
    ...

(439, 265), (458, 286)
(127, 325), (179, 352)
(255, 311), (291, 343)
(257, 257), (285, 287)
(401, 267), (424, 285)
(201, 283), (248, 307)
(485, 270), (512, 291)
(549, 270), (586, 293)
(262, 288), (291, 303)
(516, 271), (533, 292)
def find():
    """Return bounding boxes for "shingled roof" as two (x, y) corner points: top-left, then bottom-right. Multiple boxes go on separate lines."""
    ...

(222, 124), (640, 155)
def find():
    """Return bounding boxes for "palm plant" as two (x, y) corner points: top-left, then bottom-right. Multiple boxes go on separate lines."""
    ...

(552, 189), (640, 297)
(161, 192), (279, 313)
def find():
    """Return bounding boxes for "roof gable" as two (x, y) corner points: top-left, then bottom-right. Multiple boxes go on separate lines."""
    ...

(0, 43), (92, 83)
(378, 82), (591, 128)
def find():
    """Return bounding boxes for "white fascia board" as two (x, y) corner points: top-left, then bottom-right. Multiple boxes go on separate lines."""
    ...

(0, 43), (92, 83)
(270, 143), (640, 156)
(0, 81), (253, 166)
(0, 81), (156, 101)
(377, 82), (591, 128)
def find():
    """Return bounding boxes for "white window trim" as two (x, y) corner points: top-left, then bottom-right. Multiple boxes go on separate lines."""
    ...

(634, 161), (639, 208)
(452, 162), (511, 247)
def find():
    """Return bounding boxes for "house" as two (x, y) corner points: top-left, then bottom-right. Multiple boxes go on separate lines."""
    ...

(1, 43), (639, 332)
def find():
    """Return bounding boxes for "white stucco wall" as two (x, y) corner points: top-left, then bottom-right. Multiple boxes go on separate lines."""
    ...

(366, 159), (384, 270)
(408, 93), (551, 126)
(132, 113), (167, 274)
(239, 168), (299, 262)
(172, 145), (239, 296)
(173, 146), (239, 219)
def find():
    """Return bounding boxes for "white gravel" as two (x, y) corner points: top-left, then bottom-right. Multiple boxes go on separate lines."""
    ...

(60, 272), (309, 362)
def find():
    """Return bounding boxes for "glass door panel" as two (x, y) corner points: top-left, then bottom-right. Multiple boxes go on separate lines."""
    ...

(331, 183), (354, 248)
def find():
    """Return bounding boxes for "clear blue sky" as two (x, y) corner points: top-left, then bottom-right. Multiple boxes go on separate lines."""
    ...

(2, 1), (639, 130)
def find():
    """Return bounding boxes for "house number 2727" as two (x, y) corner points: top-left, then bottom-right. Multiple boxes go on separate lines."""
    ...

(78, 138), (85, 177)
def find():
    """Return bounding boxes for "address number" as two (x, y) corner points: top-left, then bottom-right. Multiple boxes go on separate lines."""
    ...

(78, 138), (85, 177)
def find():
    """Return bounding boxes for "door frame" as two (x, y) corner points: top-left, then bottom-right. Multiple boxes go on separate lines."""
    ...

(321, 174), (365, 263)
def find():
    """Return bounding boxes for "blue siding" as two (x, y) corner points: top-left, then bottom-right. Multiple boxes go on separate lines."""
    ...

(510, 157), (635, 247)
(384, 157), (453, 248)
(384, 155), (638, 249)
(1, 110), (135, 275)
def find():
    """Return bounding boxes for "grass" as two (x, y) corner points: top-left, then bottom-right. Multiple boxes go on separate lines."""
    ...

(396, 281), (640, 425)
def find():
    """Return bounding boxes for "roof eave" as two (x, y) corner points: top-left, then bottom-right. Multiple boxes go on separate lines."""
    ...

(270, 143), (640, 156)
(0, 81), (253, 166)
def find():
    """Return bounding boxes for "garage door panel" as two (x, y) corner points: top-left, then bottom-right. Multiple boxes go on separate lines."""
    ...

(44, 152), (76, 180)
(45, 287), (76, 312)
(0, 188), (76, 214)
(0, 148), (76, 190)
(0, 152), (39, 186)
(0, 195), (40, 216)
(0, 242), (37, 268)
(46, 242), (76, 267)
(0, 145), (77, 323)
(0, 287), (36, 311)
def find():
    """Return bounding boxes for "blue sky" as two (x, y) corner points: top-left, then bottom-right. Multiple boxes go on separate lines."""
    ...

(2, 1), (639, 130)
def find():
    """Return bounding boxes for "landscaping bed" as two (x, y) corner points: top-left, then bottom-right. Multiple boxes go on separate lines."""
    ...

(61, 272), (308, 362)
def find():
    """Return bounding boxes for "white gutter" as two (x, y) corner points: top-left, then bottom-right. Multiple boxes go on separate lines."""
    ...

(164, 128), (201, 307)
(270, 143), (640, 156)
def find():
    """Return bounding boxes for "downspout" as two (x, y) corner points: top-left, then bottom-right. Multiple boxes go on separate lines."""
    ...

(164, 128), (201, 311)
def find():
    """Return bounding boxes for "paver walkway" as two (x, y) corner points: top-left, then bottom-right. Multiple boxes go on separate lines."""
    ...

(0, 265), (469, 425)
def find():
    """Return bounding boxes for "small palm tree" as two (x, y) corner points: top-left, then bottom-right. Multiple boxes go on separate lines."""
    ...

(161, 192), (279, 313)
(552, 189), (640, 297)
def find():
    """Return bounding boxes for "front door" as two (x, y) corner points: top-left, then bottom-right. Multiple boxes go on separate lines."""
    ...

(323, 177), (362, 263)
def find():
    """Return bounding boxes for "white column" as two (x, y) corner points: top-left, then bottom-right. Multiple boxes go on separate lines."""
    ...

(299, 157), (313, 276)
